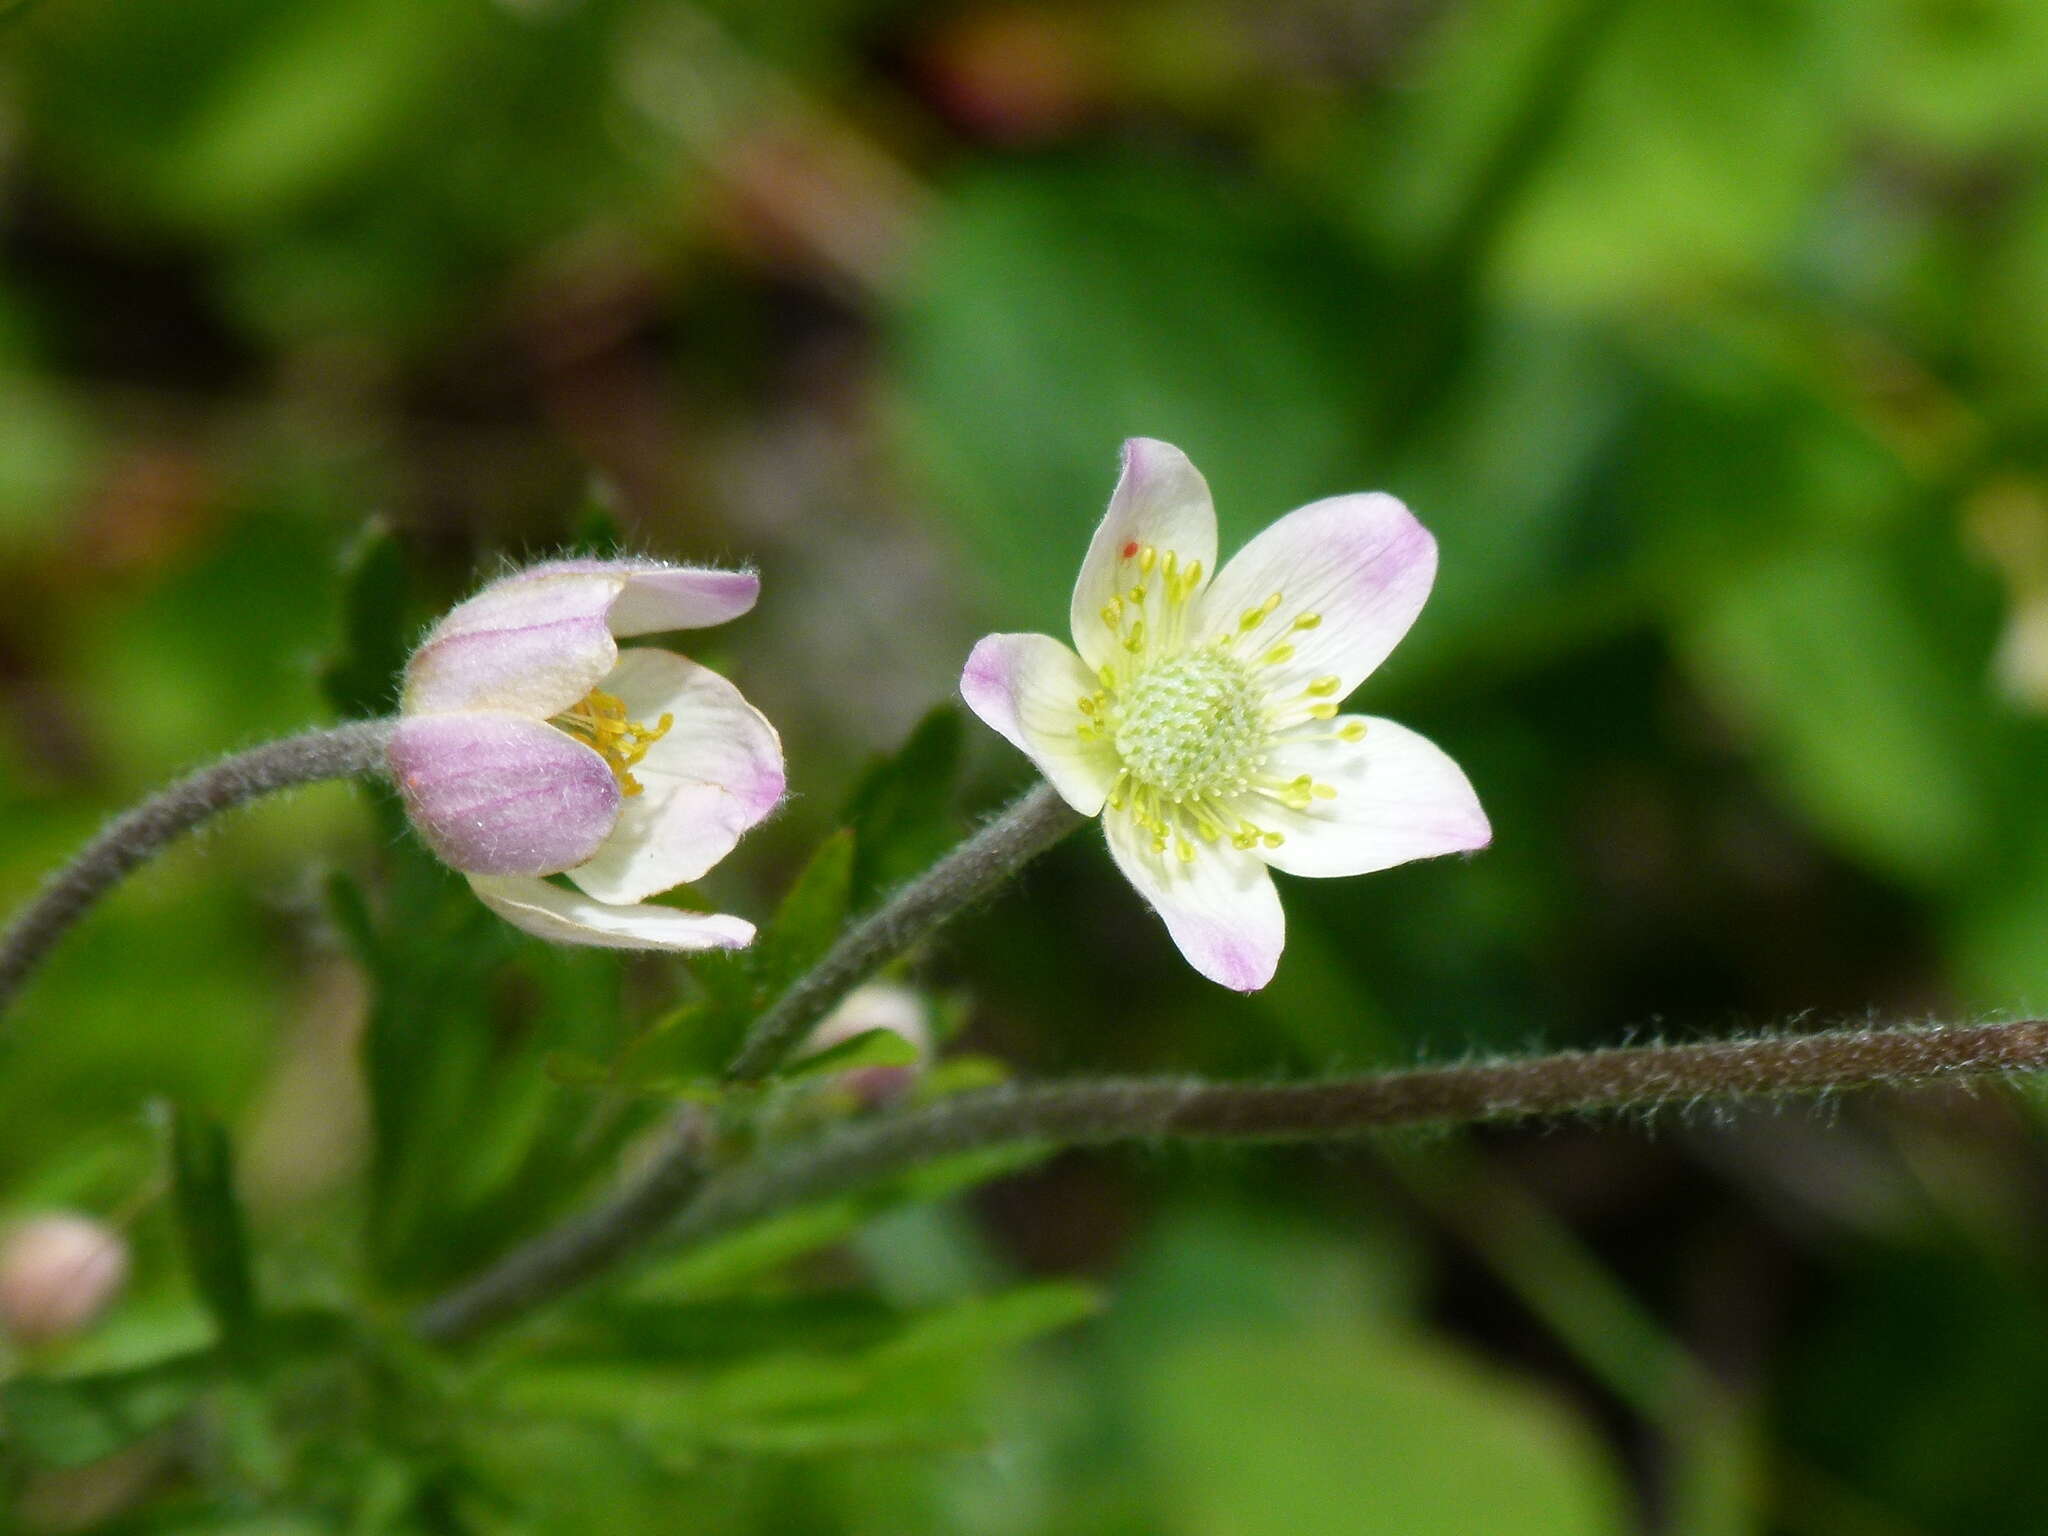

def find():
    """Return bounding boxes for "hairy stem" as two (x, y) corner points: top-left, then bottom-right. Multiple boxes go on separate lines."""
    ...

(417, 781), (1086, 1343)
(0, 720), (396, 1019)
(415, 1018), (2048, 1344)
(724, 781), (1085, 1083)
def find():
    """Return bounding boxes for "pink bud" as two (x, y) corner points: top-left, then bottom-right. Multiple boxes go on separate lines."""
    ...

(0, 1214), (129, 1344)
(800, 983), (932, 1106)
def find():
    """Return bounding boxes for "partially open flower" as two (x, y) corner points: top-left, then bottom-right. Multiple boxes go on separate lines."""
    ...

(390, 558), (784, 950)
(0, 1213), (129, 1345)
(961, 439), (1490, 991)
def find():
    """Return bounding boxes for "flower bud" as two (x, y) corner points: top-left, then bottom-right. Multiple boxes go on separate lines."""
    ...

(0, 1213), (129, 1345)
(799, 983), (932, 1106)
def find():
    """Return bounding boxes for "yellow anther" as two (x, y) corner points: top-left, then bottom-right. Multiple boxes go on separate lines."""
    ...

(1101, 598), (1122, 630)
(1078, 695), (1097, 714)
(1306, 675), (1341, 697)
(1231, 830), (1259, 850)
(1293, 612), (1322, 630)
(1176, 836), (1195, 863)
(1139, 545), (1157, 575)
(554, 689), (673, 797)
(1338, 721), (1367, 742)
(1261, 593), (1283, 615)
(1129, 585), (1147, 605)
(1262, 831), (1285, 848)
(1109, 792), (1126, 810)
(1184, 560), (1202, 589)
(1313, 783), (1338, 800)
(1239, 608), (1266, 632)
(1163, 550), (1178, 581)
(1261, 644), (1296, 667)
(1123, 620), (1146, 652)
(1152, 833), (1168, 854)
(1308, 703), (1337, 720)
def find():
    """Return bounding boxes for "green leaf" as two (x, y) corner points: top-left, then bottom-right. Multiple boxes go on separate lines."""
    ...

(1139, 1327), (1628, 1536)
(165, 1104), (258, 1358)
(782, 1027), (921, 1082)
(318, 518), (411, 720)
(867, 1281), (1101, 1367)
(841, 707), (966, 907)
(1, 1354), (213, 1467)
(752, 829), (856, 1000)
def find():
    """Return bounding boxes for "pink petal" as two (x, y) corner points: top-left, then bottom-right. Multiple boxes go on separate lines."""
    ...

(1069, 439), (1220, 673)
(1195, 493), (1436, 713)
(960, 632), (1120, 816)
(1103, 808), (1285, 992)
(468, 875), (756, 951)
(389, 712), (620, 876)
(404, 571), (623, 718)
(525, 558), (760, 635)
(562, 648), (785, 904)
(1252, 716), (1490, 879)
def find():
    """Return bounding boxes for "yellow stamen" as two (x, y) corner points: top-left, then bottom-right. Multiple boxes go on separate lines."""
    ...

(1306, 675), (1341, 697)
(553, 689), (673, 797)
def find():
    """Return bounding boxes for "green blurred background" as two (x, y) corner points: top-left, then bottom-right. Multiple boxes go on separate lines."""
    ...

(6, 0), (2048, 1530)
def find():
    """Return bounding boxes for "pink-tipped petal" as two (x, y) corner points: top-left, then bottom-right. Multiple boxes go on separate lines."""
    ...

(389, 713), (621, 876)
(1071, 439), (1220, 672)
(563, 648), (785, 904)
(1252, 716), (1491, 879)
(1103, 809), (1285, 992)
(404, 571), (623, 718)
(523, 558), (760, 635)
(1196, 493), (1436, 705)
(468, 875), (755, 951)
(960, 632), (1120, 816)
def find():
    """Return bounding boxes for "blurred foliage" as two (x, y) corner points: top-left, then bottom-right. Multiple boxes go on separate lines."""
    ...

(5, 0), (2048, 1529)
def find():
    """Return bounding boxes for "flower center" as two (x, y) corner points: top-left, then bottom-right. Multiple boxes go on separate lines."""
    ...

(553, 689), (672, 797)
(1111, 650), (1267, 801)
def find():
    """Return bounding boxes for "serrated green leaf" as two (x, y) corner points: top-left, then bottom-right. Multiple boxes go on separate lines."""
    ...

(782, 1026), (920, 1082)
(2, 1353), (212, 1468)
(842, 707), (966, 906)
(318, 519), (412, 721)
(165, 1105), (257, 1359)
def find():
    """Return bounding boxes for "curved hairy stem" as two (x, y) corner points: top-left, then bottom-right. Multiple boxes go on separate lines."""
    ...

(0, 720), (396, 1019)
(415, 1018), (2048, 1344)
(724, 781), (1084, 1082)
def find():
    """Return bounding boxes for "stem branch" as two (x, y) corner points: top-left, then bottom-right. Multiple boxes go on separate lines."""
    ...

(416, 1018), (2048, 1344)
(0, 720), (396, 1019)
(417, 781), (1085, 1342)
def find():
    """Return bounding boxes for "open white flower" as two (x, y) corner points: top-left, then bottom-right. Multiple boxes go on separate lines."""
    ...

(388, 558), (784, 951)
(961, 439), (1489, 991)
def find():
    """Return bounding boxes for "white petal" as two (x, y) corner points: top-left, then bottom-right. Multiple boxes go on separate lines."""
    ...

(1251, 716), (1490, 879)
(1070, 439), (1220, 673)
(404, 571), (623, 718)
(960, 633), (1120, 816)
(564, 648), (785, 904)
(520, 559), (760, 635)
(469, 875), (755, 951)
(1103, 807), (1284, 992)
(1195, 493), (1436, 709)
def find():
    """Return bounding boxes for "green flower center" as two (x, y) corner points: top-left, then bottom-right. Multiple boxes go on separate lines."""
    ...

(1112, 649), (1268, 800)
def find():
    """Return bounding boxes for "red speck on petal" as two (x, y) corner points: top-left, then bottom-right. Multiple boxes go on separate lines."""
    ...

(1121, 541), (1139, 559)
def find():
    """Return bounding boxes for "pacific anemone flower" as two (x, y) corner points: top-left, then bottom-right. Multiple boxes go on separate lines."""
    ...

(388, 558), (784, 950)
(961, 440), (1489, 991)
